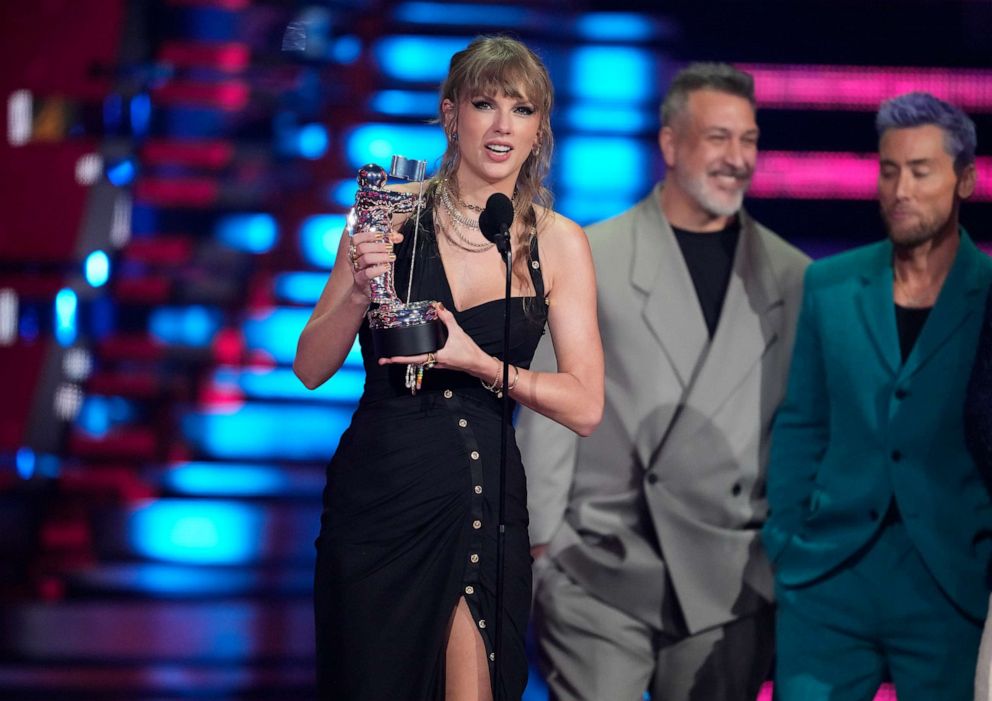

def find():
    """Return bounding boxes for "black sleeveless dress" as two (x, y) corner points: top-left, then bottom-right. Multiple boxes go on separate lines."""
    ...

(314, 200), (548, 700)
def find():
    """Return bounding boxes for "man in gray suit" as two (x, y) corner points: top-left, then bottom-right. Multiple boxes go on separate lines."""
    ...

(517, 63), (810, 700)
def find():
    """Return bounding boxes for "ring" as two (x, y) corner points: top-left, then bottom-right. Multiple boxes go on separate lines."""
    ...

(424, 352), (436, 370)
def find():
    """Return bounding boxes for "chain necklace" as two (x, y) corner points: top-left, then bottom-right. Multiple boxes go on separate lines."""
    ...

(434, 210), (494, 253)
(438, 182), (482, 230)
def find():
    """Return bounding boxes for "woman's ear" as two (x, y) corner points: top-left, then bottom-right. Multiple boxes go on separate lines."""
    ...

(441, 99), (456, 135)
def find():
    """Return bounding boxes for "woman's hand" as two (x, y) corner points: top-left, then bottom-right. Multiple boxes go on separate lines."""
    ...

(348, 231), (403, 300)
(378, 305), (494, 378)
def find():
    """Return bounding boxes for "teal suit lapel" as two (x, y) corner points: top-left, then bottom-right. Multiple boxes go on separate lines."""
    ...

(902, 231), (987, 378)
(855, 241), (901, 376)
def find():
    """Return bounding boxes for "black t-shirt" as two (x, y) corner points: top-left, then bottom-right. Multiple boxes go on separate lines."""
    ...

(671, 220), (741, 338)
(895, 303), (932, 362)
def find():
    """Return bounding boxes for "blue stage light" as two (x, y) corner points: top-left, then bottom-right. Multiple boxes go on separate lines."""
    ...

(373, 35), (471, 82)
(559, 136), (648, 192)
(216, 213), (278, 254)
(130, 93), (152, 138)
(241, 308), (363, 369)
(345, 124), (444, 170)
(565, 104), (651, 133)
(331, 35), (362, 63)
(232, 366), (365, 403)
(149, 305), (222, 347)
(129, 499), (263, 565)
(106, 158), (137, 186)
(37, 453), (60, 478)
(181, 403), (354, 460)
(77, 396), (135, 438)
(571, 47), (652, 102)
(165, 106), (224, 138)
(393, 3), (526, 27)
(166, 462), (288, 497)
(297, 123), (329, 159)
(274, 271), (328, 304)
(575, 13), (656, 41)
(369, 89), (438, 117)
(54, 288), (77, 346)
(77, 396), (111, 437)
(559, 193), (639, 227)
(84, 250), (111, 288)
(16, 447), (35, 479)
(329, 179), (358, 207)
(103, 562), (260, 596)
(242, 307), (309, 364)
(103, 93), (124, 131)
(20, 305), (39, 342)
(300, 214), (347, 269)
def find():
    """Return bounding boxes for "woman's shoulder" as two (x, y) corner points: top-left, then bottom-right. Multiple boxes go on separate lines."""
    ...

(534, 205), (588, 255)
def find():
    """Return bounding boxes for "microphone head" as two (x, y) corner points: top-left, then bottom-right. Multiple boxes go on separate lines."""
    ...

(478, 192), (514, 243)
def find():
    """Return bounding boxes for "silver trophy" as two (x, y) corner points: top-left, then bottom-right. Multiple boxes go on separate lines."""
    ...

(350, 155), (447, 358)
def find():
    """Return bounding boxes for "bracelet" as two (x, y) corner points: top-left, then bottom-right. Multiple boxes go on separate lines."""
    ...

(481, 356), (502, 393)
(507, 364), (519, 392)
(480, 357), (519, 397)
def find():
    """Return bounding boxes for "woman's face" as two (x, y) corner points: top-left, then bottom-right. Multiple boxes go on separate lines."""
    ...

(443, 86), (541, 193)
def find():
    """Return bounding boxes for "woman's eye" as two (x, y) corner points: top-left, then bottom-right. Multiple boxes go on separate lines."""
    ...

(472, 100), (493, 110)
(515, 106), (535, 115)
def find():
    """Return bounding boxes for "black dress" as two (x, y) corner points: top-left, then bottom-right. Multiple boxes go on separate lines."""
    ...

(314, 200), (548, 700)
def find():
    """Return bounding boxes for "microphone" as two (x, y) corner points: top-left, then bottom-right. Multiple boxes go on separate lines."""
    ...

(478, 193), (514, 255)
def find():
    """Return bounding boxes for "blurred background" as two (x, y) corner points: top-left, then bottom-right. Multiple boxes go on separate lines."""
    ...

(0, 0), (989, 699)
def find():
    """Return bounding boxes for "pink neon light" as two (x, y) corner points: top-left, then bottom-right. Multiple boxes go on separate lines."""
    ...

(757, 683), (897, 700)
(141, 139), (234, 169)
(750, 152), (992, 201)
(159, 42), (251, 73)
(739, 64), (992, 112)
(152, 80), (250, 111)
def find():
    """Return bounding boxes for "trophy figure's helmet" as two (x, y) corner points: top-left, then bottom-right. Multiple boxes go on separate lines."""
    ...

(358, 163), (388, 189)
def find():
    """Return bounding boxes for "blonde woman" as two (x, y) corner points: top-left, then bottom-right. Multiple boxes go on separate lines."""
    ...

(294, 36), (603, 701)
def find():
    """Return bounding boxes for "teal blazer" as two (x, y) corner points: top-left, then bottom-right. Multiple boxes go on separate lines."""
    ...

(763, 231), (992, 619)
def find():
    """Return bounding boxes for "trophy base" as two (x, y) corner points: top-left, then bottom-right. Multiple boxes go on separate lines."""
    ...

(371, 318), (447, 358)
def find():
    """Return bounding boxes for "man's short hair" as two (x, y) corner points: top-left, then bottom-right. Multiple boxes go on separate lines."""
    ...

(876, 92), (977, 172)
(660, 63), (756, 127)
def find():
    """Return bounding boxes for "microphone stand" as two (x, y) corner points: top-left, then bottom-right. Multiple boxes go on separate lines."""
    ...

(493, 223), (511, 701)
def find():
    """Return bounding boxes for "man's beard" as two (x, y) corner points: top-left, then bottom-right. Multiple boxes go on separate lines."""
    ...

(883, 206), (954, 250)
(675, 167), (750, 218)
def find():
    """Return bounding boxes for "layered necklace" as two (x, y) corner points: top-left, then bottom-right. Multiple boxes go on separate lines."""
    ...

(436, 180), (494, 253)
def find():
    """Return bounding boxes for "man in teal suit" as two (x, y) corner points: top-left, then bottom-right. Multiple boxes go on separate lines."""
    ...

(764, 92), (992, 700)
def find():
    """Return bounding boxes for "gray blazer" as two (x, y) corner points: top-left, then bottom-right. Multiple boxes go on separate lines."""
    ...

(518, 184), (809, 633)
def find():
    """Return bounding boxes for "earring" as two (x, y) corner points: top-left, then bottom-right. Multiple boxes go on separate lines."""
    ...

(532, 143), (540, 157)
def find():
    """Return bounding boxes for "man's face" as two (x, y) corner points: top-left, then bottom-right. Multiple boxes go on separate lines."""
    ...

(878, 125), (974, 248)
(661, 89), (758, 219)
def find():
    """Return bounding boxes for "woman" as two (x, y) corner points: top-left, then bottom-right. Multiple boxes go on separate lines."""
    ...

(969, 289), (992, 701)
(294, 36), (603, 701)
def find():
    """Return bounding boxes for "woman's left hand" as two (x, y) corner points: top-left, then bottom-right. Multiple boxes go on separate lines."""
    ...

(378, 304), (491, 377)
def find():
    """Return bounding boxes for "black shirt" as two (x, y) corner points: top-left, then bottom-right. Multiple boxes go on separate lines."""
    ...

(672, 220), (741, 338)
(895, 303), (932, 363)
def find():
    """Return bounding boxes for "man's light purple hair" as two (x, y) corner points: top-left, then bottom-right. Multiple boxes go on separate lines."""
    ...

(876, 92), (977, 173)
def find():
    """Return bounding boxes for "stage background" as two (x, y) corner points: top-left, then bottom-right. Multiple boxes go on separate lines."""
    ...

(0, 1), (989, 699)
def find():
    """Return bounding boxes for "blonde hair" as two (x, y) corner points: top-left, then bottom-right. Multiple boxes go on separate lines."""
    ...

(433, 35), (554, 269)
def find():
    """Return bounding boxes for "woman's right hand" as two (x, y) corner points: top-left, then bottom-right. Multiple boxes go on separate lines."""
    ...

(347, 230), (403, 300)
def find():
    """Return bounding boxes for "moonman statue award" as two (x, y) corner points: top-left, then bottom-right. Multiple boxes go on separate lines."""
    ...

(350, 155), (447, 360)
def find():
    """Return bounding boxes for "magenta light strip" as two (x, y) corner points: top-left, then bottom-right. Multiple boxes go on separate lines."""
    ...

(739, 64), (992, 112)
(751, 152), (992, 201)
(757, 683), (897, 701)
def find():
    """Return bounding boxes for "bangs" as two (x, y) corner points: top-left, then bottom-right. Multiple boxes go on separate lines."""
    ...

(458, 57), (550, 111)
